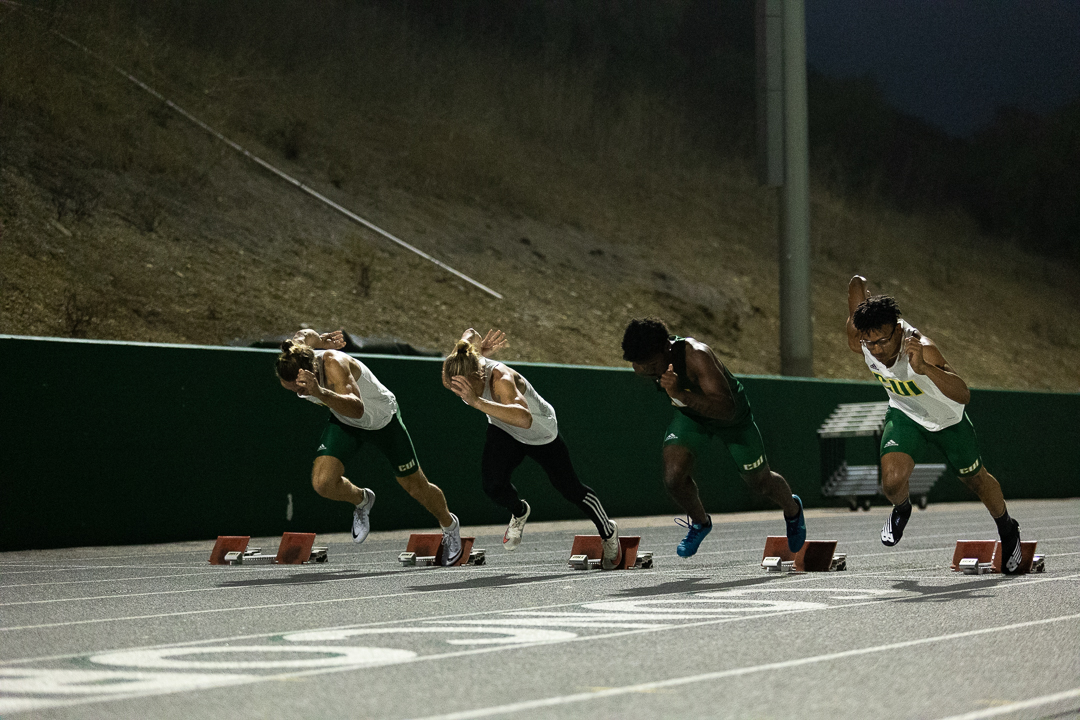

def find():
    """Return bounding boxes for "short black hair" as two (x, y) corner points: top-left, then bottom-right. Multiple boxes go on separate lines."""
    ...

(621, 318), (670, 362)
(852, 295), (902, 332)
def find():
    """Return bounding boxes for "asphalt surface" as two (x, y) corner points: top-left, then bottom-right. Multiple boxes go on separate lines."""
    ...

(1, 498), (1078, 720)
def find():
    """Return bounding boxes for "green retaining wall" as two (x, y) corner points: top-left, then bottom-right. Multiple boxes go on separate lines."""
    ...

(1, 335), (1077, 551)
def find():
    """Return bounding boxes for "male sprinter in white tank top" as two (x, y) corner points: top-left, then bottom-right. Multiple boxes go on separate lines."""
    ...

(277, 328), (463, 565)
(846, 276), (1024, 573)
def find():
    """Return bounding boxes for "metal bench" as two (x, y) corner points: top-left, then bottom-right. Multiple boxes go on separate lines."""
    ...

(818, 401), (946, 510)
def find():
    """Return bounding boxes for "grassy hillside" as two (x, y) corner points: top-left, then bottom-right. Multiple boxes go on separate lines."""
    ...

(1, 2), (1077, 391)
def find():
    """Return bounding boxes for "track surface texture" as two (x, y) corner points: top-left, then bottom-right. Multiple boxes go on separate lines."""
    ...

(2, 499), (1078, 720)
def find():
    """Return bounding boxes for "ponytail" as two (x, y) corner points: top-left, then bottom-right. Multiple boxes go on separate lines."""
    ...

(443, 339), (481, 382)
(276, 338), (316, 381)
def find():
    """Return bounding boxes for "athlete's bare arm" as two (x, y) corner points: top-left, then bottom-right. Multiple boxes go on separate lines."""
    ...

(905, 333), (971, 405)
(293, 328), (346, 350)
(847, 275), (871, 352)
(459, 328), (508, 358)
(295, 351), (366, 418)
(448, 366), (532, 428)
(659, 339), (738, 422)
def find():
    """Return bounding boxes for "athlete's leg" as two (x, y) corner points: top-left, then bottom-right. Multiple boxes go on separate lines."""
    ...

(397, 468), (453, 527)
(740, 465), (800, 516)
(662, 444), (709, 525)
(960, 466), (1006, 517)
(880, 451), (916, 504)
(311, 455), (367, 504)
(481, 425), (529, 516)
(527, 435), (616, 539)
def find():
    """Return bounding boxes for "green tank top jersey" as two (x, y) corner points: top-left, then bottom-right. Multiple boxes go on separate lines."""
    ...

(667, 336), (752, 428)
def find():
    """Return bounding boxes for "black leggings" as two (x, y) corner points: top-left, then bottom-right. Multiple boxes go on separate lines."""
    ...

(481, 425), (615, 539)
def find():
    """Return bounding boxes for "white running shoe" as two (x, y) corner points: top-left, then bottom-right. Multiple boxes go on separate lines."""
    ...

(441, 513), (463, 566)
(601, 521), (623, 571)
(352, 488), (375, 544)
(503, 501), (531, 551)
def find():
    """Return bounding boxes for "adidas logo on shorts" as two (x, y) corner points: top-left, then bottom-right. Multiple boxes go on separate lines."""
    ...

(317, 444), (327, 451)
(884, 440), (899, 448)
(665, 433), (678, 441)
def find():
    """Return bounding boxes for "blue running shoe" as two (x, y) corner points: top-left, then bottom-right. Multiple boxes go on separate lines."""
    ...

(785, 495), (806, 553)
(675, 515), (712, 557)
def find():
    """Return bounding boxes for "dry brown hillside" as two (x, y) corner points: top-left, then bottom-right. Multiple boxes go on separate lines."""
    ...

(2, 4), (1077, 392)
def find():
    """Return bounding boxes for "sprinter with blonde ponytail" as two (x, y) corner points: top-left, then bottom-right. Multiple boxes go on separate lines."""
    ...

(442, 328), (623, 569)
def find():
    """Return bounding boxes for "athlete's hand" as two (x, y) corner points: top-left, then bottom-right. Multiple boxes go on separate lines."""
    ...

(449, 376), (479, 407)
(480, 329), (508, 357)
(295, 368), (324, 398)
(320, 330), (346, 350)
(905, 333), (927, 374)
(659, 364), (683, 400)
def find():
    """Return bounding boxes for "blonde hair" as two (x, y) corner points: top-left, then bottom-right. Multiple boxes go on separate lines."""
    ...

(442, 340), (482, 382)
(276, 338), (316, 381)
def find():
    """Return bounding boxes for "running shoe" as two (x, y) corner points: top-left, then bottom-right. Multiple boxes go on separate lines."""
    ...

(440, 513), (463, 566)
(352, 488), (375, 544)
(880, 499), (912, 547)
(503, 500), (531, 551)
(601, 521), (623, 570)
(675, 515), (712, 557)
(999, 517), (1023, 575)
(785, 494), (806, 553)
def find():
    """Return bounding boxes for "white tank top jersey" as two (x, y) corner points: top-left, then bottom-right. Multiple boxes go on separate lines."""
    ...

(297, 350), (398, 431)
(480, 357), (558, 445)
(861, 320), (966, 432)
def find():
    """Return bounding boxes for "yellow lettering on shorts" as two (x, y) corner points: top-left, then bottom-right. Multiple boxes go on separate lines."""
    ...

(959, 458), (980, 475)
(742, 456), (764, 471)
(398, 460), (417, 473)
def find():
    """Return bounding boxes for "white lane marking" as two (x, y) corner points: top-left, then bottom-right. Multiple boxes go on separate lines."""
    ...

(399, 613), (1080, 720)
(0, 667), (256, 695)
(933, 686), (1080, 720)
(4, 577), (1078, 715)
(90, 645), (415, 670)
(0, 668), (257, 714)
(282, 627), (577, 645)
(0, 570), (631, 633)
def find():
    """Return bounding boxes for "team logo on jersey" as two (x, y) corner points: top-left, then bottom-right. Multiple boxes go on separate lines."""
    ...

(872, 373), (924, 397)
(398, 459), (417, 473)
(742, 456), (765, 471)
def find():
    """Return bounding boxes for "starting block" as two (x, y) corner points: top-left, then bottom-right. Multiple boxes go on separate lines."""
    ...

(397, 534), (485, 567)
(209, 533), (328, 566)
(566, 535), (653, 570)
(951, 540), (1044, 575)
(760, 537), (846, 572)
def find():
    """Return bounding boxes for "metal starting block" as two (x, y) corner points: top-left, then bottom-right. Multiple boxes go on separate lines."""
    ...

(209, 533), (328, 565)
(566, 535), (653, 570)
(397, 533), (485, 567)
(951, 540), (1043, 574)
(760, 537), (846, 572)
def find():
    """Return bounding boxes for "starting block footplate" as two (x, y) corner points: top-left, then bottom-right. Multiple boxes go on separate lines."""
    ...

(566, 535), (652, 570)
(950, 540), (1042, 574)
(398, 534), (484, 567)
(760, 537), (845, 572)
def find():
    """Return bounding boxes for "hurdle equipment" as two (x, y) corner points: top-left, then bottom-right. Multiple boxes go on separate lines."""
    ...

(760, 536), (846, 572)
(818, 402), (945, 510)
(950, 540), (1044, 575)
(210, 533), (328, 566)
(566, 535), (653, 570)
(397, 534), (485, 567)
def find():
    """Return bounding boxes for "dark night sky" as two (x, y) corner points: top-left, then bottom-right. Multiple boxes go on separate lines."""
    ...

(805, 0), (1080, 137)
